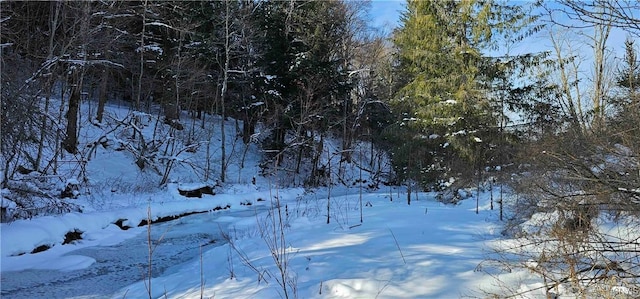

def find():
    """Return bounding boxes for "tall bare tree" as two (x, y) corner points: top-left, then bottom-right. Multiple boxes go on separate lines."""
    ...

(219, 0), (231, 183)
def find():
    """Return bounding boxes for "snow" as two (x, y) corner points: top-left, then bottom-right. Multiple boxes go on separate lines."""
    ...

(108, 189), (504, 299)
(1, 194), (16, 209)
(137, 43), (163, 54)
(1, 188), (296, 259)
(0, 99), (536, 298)
(2, 184), (510, 298)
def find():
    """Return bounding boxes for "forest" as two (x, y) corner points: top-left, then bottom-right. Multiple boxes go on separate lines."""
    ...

(3, 0), (640, 298)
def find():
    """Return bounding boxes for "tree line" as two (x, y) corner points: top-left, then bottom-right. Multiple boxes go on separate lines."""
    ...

(1, 1), (390, 187)
(2, 0), (639, 203)
(0, 0), (532, 193)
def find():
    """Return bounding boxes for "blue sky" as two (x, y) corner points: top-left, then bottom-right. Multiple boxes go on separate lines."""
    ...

(369, 0), (405, 31)
(367, 0), (631, 58)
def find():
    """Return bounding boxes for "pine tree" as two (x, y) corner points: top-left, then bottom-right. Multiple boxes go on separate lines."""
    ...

(255, 0), (354, 174)
(616, 38), (640, 111)
(390, 0), (532, 188)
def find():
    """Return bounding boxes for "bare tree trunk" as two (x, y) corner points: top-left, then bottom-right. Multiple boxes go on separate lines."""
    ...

(327, 147), (331, 224)
(36, 83), (52, 170)
(359, 145), (363, 223)
(35, 2), (63, 170)
(219, 0), (230, 183)
(550, 30), (585, 134)
(590, 19), (612, 131)
(295, 141), (303, 174)
(241, 111), (255, 168)
(342, 94), (352, 163)
(310, 132), (324, 186)
(133, 0), (148, 141)
(63, 1), (92, 155)
(96, 68), (108, 123)
(63, 71), (80, 154)
(54, 79), (67, 173)
(242, 113), (255, 144)
(204, 84), (221, 181)
(137, 0), (147, 113)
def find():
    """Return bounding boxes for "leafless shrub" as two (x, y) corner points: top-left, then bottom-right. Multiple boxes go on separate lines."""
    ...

(256, 188), (298, 299)
(487, 127), (640, 298)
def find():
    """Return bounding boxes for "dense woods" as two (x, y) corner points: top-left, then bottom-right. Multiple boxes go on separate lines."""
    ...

(1, 0), (639, 198)
(1, 1), (638, 194)
(0, 0), (531, 194)
(1, 1), (387, 187)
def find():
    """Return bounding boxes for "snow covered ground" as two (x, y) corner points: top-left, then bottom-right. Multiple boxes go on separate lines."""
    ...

(116, 188), (505, 299)
(2, 184), (512, 298)
(1, 194), (272, 299)
(1, 101), (523, 298)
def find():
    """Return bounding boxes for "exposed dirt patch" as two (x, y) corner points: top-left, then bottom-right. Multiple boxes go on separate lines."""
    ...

(62, 229), (83, 245)
(212, 204), (231, 211)
(30, 244), (52, 254)
(178, 186), (215, 198)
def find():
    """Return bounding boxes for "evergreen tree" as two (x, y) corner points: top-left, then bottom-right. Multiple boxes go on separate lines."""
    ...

(615, 38), (640, 111)
(255, 0), (354, 176)
(609, 38), (640, 148)
(389, 0), (532, 189)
